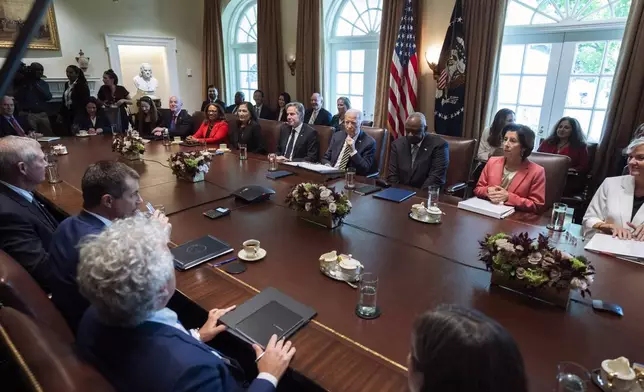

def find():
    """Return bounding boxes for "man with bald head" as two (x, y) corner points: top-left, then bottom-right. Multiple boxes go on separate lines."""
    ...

(387, 112), (449, 189)
(156, 96), (193, 137)
(303, 93), (332, 126)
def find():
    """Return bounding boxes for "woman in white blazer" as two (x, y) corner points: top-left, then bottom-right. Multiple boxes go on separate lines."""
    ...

(583, 137), (644, 240)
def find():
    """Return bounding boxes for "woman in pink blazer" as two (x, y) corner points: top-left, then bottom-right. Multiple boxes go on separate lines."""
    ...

(474, 124), (546, 213)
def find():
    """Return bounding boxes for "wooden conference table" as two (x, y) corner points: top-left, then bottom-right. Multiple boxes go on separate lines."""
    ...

(37, 136), (644, 392)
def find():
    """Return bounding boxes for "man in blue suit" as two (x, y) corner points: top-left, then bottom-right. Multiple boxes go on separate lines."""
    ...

(49, 161), (163, 333)
(76, 216), (295, 392)
(321, 109), (376, 176)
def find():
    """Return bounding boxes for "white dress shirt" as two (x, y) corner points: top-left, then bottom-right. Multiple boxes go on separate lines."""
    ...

(333, 130), (360, 169)
(284, 123), (303, 160)
(0, 180), (33, 203)
(308, 109), (318, 124)
(277, 108), (285, 121)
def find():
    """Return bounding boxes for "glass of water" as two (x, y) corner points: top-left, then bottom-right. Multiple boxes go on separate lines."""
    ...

(46, 162), (61, 184)
(548, 202), (568, 232)
(427, 185), (440, 208)
(239, 143), (248, 160)
(268, 153), (278, 171)
(556, 362), (589, 392)
(162, 129), (171, 146)
(345, 167), (356, 189)
(356, 272), (378, 318)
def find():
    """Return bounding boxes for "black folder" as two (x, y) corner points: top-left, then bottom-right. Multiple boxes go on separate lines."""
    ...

(266, 170), (294, 180)
(170, 235), (233, 271)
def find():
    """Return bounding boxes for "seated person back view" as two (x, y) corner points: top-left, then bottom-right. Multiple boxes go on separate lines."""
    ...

(387, 112), (449, 189)
(76, 216), (296, 392)
(276, 102), (320, 162)
(474, 124), (546, 213)
(408, 304), (527, 392)
(538, 117), (589, 172)
(156, 96), (193, 138)
(0, 136), (57, 289)
(322, 108), (376, 175)
(0, 95), (34, 138)
(303, 93), (332, 126)
(48, 161), (162, 333)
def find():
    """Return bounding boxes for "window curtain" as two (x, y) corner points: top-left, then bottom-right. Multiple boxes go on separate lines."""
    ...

(461, 0), (508, 141)
(257, 0), (284, 109)
(202, 0), (226, 101)
(373, 0), (405, 129)
(592, 0), (644, 184)
(295, 0), (321, 102)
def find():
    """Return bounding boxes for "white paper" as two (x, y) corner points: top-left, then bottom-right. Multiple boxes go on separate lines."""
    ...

(282, 161), (343, 174)
(584, 233), (644, 260)
(457, 197), (515, 219)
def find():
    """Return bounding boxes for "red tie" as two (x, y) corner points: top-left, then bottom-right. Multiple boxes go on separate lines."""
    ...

(9, 117), (25, 136)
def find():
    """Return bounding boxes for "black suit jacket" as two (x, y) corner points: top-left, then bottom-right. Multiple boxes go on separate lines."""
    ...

(387, 134), (450, 189)
(0, 182), (58, 289)
(0, 115), (32, 137)
(60, 82), (90, 118)
(254, 104), (275, 120)
(276, 123), (320, 162)
(303, 108), (333, 126)
(201, 99), (226, 112)
(73, 113), (112, 134)
(228, 120), (266, 154)
(225, 104), (240, 114)
(322, 130), (376, 176)
(159, 109), (193, 137)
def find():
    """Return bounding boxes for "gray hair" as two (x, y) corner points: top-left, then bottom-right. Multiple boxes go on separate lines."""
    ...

(408, 112), (427, 128)
(345, 108), (362, 124)
(0, 136), (41, 180)
(285, 102), (305, 120)
(77, 215), (174, 326)
(626, 137), (644, 155)
(634, 123), (644, 140)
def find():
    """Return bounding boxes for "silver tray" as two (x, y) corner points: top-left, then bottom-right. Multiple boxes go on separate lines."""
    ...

(591, 368), (644, 392)
(408, 212), (441, 224)
(320, 258), (362, 283)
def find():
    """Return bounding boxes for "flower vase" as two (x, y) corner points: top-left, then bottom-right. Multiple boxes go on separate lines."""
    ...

(180, 171), (204, 183)
(297, 210), (341, 229)
(122, 152), (140, 161)
(490, 271), (570, 310)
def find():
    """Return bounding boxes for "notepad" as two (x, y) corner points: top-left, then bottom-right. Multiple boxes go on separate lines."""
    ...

(266, 170), (294, 180)
(353, 184), (382, 196)
(457, 197), (515, 219)
(372, 188), (416, 203)
(37, 136), (60, 142)
(282, 161), (344, 174)
(585, 233), (644, 262)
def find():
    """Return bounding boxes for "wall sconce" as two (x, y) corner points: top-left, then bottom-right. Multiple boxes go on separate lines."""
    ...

(286, 55), (296, 76)
(425, 45), (442, 82)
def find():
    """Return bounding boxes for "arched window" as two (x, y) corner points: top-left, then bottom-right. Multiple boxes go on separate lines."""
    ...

(495, 0), (632, 143)
(224, 0), (257, 104)
(326, 0), (382, 120)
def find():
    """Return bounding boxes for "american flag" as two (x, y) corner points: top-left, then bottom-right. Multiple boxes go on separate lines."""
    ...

(387, 0), (418, 138)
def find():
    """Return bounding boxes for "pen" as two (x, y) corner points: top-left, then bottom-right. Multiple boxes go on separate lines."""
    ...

(255, 351), (265, 363)
(208, 257), (238, 268)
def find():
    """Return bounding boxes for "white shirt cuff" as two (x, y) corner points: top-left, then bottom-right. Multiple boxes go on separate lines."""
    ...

(350, 149), (357, 157)
(257, 372), (278, 388)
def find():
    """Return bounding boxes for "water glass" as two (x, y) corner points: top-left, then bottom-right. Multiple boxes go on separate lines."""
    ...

(549, 202), (568, 232)
(345, 167), (356, 189)
(427, 185), (440, 208)
(356, 273), (378, 318)
(239, 144), (248, 160)
(162, 129), (171, 146)
(556, 362), (590, 392)
(268, 153), (278, 171)
(201, 139), (208, 152)
(46, 162), (61, 184)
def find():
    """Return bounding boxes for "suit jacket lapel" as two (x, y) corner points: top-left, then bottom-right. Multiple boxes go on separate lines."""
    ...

(507, 161), (530, 194)
(294, 126), (309, 154)
(620, 176), (635, 226)
(0, 183), (55, 230)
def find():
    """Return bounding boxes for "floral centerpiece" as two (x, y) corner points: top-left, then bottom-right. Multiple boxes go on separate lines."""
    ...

(479, 232), (594, 308)
(285, 183), (352, 229)
(168, 151), (212, 182)
(112, 133), (145, 160)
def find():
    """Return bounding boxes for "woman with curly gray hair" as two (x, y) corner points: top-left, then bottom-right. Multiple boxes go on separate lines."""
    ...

(76, 215), (296, 392)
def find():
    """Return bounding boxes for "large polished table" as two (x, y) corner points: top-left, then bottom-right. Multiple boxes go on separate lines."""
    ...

(37, 136), (644, 392)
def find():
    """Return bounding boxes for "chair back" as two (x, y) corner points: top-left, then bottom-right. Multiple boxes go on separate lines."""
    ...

(191, 111), (206, 130)
(442, 136), (477, 188)
(224, 113), (237, 123)
(0, 307), (115, 392)
(0, 250), (73, 343)
(103, 107), (121, 133)
(258, 119), (281, 153)
(529, 152), (571, 210)
(361, 126), (388, 175)
(313, 125), (334, 162)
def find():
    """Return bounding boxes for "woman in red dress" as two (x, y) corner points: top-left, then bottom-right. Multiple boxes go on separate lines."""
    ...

(537, 117), (589, 173)
(187, 103), (228, 144)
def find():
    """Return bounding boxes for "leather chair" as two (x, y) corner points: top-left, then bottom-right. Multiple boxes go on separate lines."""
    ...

(191, 111), (206, 132)
(103, 107), (122, 133)
(562, 143), (597, 223)
(361, 126), (389, 177)
(0, 250), (73, 343)
(442, 136), (477, 197)
(0, 307), (114, 392)
(529, 152), (571, 211)
(312, 125), (334, 162)
(258, 119), (281, 153)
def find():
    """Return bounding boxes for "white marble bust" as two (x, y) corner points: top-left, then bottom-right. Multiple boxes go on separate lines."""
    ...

(133, 63), (159, 96)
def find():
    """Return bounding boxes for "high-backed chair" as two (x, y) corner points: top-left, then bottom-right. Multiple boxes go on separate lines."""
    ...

(258, 119), (281, 153)
(313, 125), (334, 162)
(103, 107), (122, 133)
(442, 136), (477, 196)
(361, 126), (389, 176)
(191, 111), (206, 131)
(561, 143), (597, 222)
(529, 152), (571, 211)
(0, 307), (115, 392)
(0, 250), (73, 343)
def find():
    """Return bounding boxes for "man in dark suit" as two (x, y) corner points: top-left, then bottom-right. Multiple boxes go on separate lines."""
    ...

(387, 112), (450, 189)
(0, 96), (34, 138)
(201, 85), (226, 112)
(322, 108), (376, 176)
(76, 216), (295, 392)
(303, 93), (333, 126)
(225, 91), (245, 114)
(0, 136), (57, 289)
(49, 161), (154, 333)
(276, 102), (319, 162)
(159, 96), (193, 137)
(253, 89), (275, 120)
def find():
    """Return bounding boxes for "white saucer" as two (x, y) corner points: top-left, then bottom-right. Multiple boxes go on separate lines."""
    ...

(76, 133), (90, 137)
(238, 248), (266, 261)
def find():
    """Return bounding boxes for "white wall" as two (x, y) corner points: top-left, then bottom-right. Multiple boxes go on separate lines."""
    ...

(0, 0), (204, 112)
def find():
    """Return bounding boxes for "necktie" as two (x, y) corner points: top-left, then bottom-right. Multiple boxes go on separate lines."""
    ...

(170, 114), (177, 131)
(411, 144), (420, 167)
(9, 117), (25, 136)
(338, 142), (352, 170)
(309, 110), (318, 124)
(32, 198), (57, 229)
(233, 106), (238, 114)
(284, 129), (296, 159)
(256, 106), (261, 117)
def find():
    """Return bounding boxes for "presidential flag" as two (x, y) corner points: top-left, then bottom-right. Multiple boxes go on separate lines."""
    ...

(387, 0), (418, 138)
(434, 0), (466, 137)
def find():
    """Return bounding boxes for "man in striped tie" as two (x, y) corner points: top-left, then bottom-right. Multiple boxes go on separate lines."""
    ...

(321, 109), (376, 176)
(0, 96), (35, 138)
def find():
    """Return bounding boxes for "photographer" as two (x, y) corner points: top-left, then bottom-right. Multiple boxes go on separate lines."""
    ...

(14, 62), (53, 136)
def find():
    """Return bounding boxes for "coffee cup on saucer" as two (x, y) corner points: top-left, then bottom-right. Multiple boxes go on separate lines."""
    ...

(601, 357), (637, 392)
(78, 130), (88, 136)
(220, 143), (228, 150)
(173, 136), (182, 143)
(411, 202), (429, 219)
(242, 239), (260, 258)
(338, 254), (360, 274)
